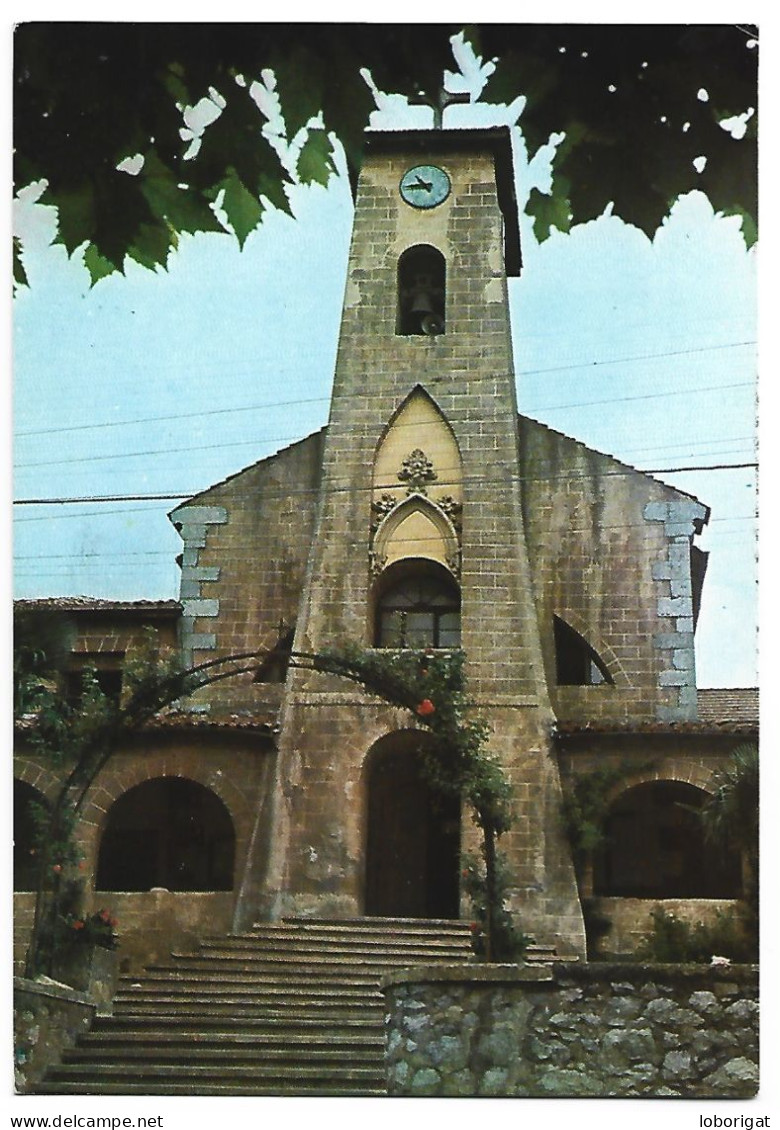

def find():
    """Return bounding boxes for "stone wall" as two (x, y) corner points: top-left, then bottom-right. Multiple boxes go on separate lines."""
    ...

(14, 978), (96, 1093)
(381, 963), (758, 1098)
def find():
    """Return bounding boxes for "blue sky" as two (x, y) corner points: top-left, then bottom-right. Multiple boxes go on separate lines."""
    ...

(12, 33), (758, 689)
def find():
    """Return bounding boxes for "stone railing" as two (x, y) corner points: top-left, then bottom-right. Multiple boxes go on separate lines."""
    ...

(380, 962), (758, 1098)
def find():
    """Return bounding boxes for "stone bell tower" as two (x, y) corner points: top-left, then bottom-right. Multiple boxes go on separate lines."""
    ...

(256, 127), (586, 957)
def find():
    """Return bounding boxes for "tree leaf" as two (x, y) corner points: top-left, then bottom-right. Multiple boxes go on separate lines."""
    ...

(526, 184), (571, 241)
(128, 220), (178, 271)
(140, 149), (224, 236)
(268, 44), (325, 138)
(219, 166), (264, 248)
(53, 184), (96, 257)
(83, 242), (120, 286)
(296, 128), (335, 188)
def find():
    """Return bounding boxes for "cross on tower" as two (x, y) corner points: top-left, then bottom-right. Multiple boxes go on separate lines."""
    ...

(409, 87), (471, 128)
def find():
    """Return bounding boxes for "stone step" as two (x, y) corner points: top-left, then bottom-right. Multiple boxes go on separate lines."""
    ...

(41, 1062), (385, 1085)
(119, 967), (384, 985)
(112, 991), (384, 1008)
(78, 1029), (384, 1049)
(197, 932), (472, 951)
(35, 1080), (387, 1096)
(34, 915), (555, 1097)
(92, 1014), (382, 1034)
(62, 1043), (384, 1064)
(110, 1003), (384, 1021)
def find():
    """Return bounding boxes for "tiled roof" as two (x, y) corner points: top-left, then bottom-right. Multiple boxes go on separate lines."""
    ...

(147, 709), (277, 733)
(14, 597), (181, 615)
(696, 687), (759, 726)
(556, 689), (758, 738)
(15, 709), (278, 737)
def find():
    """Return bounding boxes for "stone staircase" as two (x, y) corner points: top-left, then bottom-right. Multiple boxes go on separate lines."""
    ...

(33, 917), (467, 1096)
(35, 917), (558, 1096)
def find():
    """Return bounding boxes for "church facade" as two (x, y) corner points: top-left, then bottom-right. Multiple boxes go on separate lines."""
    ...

(14, 128), (755, 970)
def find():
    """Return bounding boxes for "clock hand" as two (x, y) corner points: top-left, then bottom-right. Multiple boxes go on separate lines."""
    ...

(413, 176), (433, 191)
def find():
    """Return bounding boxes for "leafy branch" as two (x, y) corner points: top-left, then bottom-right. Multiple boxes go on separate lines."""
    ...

(17, 632), (523, 973)
(14, 24), (757, 286)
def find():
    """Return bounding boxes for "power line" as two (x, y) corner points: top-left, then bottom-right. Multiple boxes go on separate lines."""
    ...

(12, 462), (758, 513)
(517, 340), (755, 377)
(13, 515), (757, 563)
(15, 396), (331, 439)
(13, 382), (756, 473)
(14, 341), (756, 442)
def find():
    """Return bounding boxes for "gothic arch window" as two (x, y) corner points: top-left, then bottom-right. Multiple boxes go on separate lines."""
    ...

(397, 245), (446, 336)
(374, 560), (460, 649)
(594, 780), (742, 898)
(553, 615), (613, 686)
(96, 777), (235, 892)
(14, 780), (48, 891)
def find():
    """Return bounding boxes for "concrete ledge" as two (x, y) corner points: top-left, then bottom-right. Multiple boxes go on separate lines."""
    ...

(380, 963), (554, 990)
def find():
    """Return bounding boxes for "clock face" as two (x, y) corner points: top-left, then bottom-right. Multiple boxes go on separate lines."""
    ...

(399, 165), (451, 209)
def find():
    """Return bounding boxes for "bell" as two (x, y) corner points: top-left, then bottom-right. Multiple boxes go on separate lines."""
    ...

(420, 312), (445, 336)
(408, 271), (444, 334)
(410, 283), (436, 316)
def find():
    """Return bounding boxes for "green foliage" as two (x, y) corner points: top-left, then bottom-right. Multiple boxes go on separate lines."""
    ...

(13, 605), (75, 714)
(637, 905), (756, 964)
(16, 623), (196, 976)
(462, 851), (530, 961)
(561, 761), (645, 864)
(313, 645), (513, 833)
(701, 743), (758, 858)
(14, 24), (757, 285)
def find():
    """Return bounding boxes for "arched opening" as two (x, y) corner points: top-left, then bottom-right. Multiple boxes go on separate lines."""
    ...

(374, 559), (460, 649)
(554, 615), (613, 685)
(96, 777), (235, 892)
(397, 245), (446, 336)
(365, 733), (460, 918)
(14, 780), (48, 891)
(594, 780), (742, 898)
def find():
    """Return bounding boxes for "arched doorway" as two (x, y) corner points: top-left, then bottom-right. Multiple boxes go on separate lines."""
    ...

(364, 734), (460, 918)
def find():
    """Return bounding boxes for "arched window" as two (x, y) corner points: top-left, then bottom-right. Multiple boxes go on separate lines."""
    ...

(14, 780), (47, 891)
(554, 616), (613, 685)
(96, 777), (235, 892)
(397, 245), (446, 336)
(594, 780), (742, 898)
(375, 561), (460, 649)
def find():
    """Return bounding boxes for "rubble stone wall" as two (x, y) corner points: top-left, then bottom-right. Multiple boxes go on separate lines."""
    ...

(381, 963), (758, 1098)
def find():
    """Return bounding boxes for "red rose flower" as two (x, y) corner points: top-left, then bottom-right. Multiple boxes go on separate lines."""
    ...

(52, 863), (62, 874)
(73, 920), (84, 930)
(416, 698), (435, 716)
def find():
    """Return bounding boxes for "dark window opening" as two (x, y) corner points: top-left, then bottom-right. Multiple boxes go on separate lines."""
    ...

(554, 616), (613, 686)
(397, 245), (446, 336)
(64, 656), (124, 707)
(14, 780), (48, 891)
(376, 566), (460, 649)
(594, 780), (743, 898)
(96, 777), (235, 892)
(253, 627), (295, 683)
